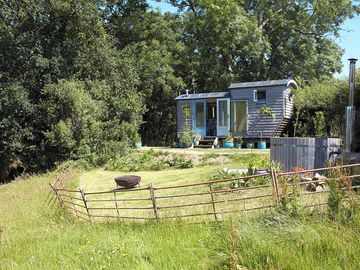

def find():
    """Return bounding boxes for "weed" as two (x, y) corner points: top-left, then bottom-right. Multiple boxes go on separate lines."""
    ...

(278, 175), (301, 216)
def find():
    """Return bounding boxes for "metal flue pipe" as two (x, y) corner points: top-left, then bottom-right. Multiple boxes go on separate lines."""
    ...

(349, 58), (357, 106)
(345, 58), (357, 152)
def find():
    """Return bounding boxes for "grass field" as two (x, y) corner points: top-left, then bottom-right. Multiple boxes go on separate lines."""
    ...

(1, 149), (360, 269)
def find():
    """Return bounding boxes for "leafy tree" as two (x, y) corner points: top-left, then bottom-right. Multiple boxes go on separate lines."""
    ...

(106, 3), (185, 145)
(0, 83), (34, 181)
(293, 71), (360, 151)
(0, 0), (143, 181)
(171, 0), (264, 91)
(168, 0), (357, 88)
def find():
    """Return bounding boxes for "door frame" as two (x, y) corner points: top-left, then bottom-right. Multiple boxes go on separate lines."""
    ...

(192, 99), (207, 137)
(216, 98), (230, 136)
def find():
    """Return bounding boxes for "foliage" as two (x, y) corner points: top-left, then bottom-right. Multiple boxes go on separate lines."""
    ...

(105, 150), (193, 171)
(278, 175), (301, 216)
(312, 111), (326, 138)
(233, 136), (243, 144)
(171, 0), (356, 90)
(3, 170), (360, 269)
(247, 154), (271, 173)
(224, 133), (234, 143)
(182, 105), (191, 118)
(0, 0), (143, 181)
(327, 167), (359, 221)
(260, 106), (275, 118)
(209, 167), (271, 190)
(292, 74), (360, 143)
(133, 133), (142, 143)
(0, 83), (34, 181)
(194, 131), (202, 142)
(179, 129), (193, 143)
(0, 0), (359, 181)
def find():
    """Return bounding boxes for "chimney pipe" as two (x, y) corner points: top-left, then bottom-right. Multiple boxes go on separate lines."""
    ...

(345, 58), (357, 152)
(349, 58), (357, 106)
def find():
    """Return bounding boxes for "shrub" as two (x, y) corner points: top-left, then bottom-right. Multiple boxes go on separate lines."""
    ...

(180, 132), (193, 143)
(105, 150), (193, 171)
(278, 175), (301, 216)
(313, 111), (326, 138)
(133, 133), (142, 143)
(173, 157), (193, 169)
(209, 169), (270, 190)
(246, 154), (271, 173)
(224, 133), (234, 142)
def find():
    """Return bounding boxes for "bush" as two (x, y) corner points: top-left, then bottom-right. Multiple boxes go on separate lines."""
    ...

(246, 154), (271, 173)
(209, 169), (270, 190)
(105, 150), (193, 172)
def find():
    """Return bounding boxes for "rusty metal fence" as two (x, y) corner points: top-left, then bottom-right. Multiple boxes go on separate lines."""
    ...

(49, 164), (360, 222)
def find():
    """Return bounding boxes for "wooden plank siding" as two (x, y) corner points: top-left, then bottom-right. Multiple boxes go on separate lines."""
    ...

(176, 100), (193, 137)
(175, 80), (298, 139)
(270, 137), (341, 172)
(230, 86), (288, 138)
(283, 88), (294, 119)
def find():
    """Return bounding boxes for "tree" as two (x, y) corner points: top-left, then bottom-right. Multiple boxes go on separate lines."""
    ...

(105, 3), (185, 145)
(168, 0), (357, 88)
(0, 83), (34, 181)
(0, 0), (143, 181)
(172, 0), (264, 91)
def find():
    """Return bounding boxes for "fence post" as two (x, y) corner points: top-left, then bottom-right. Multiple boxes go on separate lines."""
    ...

(79, 188), (91, 221)
(270, 167), (280, 207)
(113, 191), (120, 220)
(209, 183), (218, 221)
(149, 184), (159, 221)
(49, 183), (65, 209)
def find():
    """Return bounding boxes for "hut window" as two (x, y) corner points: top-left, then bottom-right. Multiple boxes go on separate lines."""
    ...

(254, 90), (267, 103)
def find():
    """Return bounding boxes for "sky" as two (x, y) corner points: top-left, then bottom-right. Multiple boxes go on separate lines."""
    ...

(148, 1), (360, 79)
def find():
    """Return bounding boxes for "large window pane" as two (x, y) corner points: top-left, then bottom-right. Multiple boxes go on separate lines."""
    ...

(196, 102), (204, 128)
(231, 101), (247, 133)
(219, 100), (228, 127)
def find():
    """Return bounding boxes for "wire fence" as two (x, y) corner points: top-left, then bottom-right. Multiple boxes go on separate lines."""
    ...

(49, 163), (360, 222)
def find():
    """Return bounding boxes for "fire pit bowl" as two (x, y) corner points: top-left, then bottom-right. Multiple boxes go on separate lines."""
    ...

(114, 175), (141, 188)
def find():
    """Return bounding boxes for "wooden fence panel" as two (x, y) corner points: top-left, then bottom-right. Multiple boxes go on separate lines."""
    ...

(271, 137), (341, 172)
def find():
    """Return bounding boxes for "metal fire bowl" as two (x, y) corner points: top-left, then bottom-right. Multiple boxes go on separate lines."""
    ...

(114, 175), (141, 188)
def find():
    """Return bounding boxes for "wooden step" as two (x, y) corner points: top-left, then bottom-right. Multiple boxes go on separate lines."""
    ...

(194, 145), (214, 149)
(199, 140), (214, 145)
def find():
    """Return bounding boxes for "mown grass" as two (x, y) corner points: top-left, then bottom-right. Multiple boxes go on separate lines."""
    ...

(1, 156), (360, 269)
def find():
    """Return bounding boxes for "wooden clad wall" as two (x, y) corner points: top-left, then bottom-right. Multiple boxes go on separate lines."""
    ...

(176, 100), (193, 137)
(270, 137), (341, 172)
(230, 86), (285, 138)
(283, 87), (294, 119)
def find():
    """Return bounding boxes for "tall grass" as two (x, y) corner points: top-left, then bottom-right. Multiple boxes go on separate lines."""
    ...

(1, 166), (360, 269)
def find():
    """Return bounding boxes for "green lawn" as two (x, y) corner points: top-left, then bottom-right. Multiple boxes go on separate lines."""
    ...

(80, 165), (223, 192)
(140, 146), (270, 156)
(1, 152), (360, 269)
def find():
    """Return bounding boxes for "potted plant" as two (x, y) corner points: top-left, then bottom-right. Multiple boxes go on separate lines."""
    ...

(248, 156), (270, 175)
(258, 131), (266, 150)
(194, 131), (202, 146)
(233, 136), (243, 149)
(180, 130), (193, 148)
(246, 142), (254, 149)
(134, 133), (142, 148)
(223, 134), (234, 148)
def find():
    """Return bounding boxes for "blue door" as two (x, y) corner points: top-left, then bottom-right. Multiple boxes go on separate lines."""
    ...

(193, 100), (206, 137)
(216, 98), (230, 136)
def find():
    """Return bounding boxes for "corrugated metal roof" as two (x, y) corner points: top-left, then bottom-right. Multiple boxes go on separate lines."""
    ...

(175, 92), (230, 100)
(229, 79), (298, 89)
